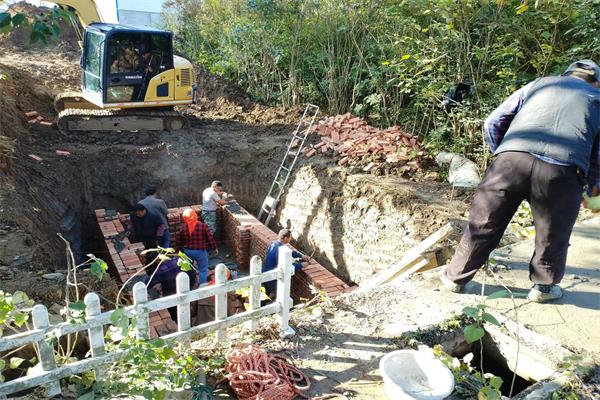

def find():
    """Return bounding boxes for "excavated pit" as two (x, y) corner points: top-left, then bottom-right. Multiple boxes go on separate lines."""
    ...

(1, 48), (468, 306)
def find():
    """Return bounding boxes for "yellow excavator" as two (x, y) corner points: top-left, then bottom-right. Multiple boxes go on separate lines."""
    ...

(51, 0), (195, 132)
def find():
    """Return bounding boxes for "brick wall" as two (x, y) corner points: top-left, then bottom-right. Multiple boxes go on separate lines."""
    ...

(94, 202), (354, 337)
(220, 204), (353, 298)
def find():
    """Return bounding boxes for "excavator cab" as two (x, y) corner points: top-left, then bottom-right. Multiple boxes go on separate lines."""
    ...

(56, 23), (195, 132)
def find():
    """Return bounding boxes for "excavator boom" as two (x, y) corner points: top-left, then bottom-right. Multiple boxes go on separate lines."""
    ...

(49, 0), (105, 27)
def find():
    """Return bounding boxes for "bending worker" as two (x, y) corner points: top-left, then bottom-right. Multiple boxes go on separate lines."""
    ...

(262, 229), (308, 303)
(178, 208), (217, 284)
(202, 180), (227, 235)
(441, 59), (600, 302)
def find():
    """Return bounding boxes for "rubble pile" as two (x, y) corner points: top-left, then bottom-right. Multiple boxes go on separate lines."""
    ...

(302, 113), (426, 172)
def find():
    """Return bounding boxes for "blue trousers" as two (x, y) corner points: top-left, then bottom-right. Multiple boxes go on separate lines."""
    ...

(183, 248), (209, 284)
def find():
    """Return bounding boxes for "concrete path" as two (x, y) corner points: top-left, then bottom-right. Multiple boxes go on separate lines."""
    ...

(473, 216), (600, 354)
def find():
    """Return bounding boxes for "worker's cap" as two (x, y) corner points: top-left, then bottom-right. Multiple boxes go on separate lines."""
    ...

(278, 228), (292, 240)
(133, 203), (146, 212)
(563, 59), (600, 81)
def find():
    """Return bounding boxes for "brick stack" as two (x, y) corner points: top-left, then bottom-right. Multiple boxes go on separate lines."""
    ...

(305, 113), (425, 169)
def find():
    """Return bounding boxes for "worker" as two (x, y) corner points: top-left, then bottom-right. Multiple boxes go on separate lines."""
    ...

(128, 204), (167, 275)
(138, 185), (170, 247)
(440, 59), (600, 303)
(202, 180), (227, 235)
(262, 229), (308, 304)
(146, 256), (197, 322)
(177, 208), (217, 284)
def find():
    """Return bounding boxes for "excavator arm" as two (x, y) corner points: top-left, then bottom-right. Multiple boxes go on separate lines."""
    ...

(48, 0), (105, 27)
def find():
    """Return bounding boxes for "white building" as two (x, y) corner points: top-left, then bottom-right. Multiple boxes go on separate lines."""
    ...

(3, 0), (166, 27)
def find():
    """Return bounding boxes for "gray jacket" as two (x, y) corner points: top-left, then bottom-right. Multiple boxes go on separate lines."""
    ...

(138, 195), (168, 224)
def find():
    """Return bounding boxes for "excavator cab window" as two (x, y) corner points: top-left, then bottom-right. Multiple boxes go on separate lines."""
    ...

(82, 31), (103, 95)
(104, 31), (173, 103)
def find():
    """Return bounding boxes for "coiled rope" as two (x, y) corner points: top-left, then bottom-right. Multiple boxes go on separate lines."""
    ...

(225, 344), (311, 400)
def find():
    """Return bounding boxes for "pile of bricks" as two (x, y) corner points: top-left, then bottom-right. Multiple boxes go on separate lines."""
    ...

(24, 111), (53, 127)
(304, 113), (425, 170)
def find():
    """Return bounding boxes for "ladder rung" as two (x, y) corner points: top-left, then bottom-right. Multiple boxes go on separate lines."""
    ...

(287, 151), (298, 157)
(281, 166), (290, 172)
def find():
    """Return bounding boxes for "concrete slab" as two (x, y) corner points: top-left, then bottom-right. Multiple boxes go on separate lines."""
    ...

(473, 217), (600, 354)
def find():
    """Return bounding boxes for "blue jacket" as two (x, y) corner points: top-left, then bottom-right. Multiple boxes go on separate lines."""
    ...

(263, 240), (303, 273)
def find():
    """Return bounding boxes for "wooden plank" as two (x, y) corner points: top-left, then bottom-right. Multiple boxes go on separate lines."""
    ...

(133, 282), (149, 340)
(84, 293), (106, 380)
(31, 305), (61, 397)
(245, 256), (262, 331)
(215, 264), (228, 341)
(176, 273), (191, 332)
(276, 247), (295, 338)
(359, 223), (455, 291)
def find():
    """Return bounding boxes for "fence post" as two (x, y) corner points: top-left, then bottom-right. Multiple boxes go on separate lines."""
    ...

(176, 272), (191, 332)
(133, 282), (149, 340)
(245, 256), (262, 331)
(276, 247), (295, 338)
(215, 263), (227, 341)
(84, 293), (105, 380)
(31, 305), (61, 396)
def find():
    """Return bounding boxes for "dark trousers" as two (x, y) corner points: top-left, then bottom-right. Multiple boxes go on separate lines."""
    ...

(445, 152), (583, 286)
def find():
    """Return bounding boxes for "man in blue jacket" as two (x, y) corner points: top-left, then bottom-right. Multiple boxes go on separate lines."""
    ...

(262, 229), (308, 303)
(440, 59), (600, 302)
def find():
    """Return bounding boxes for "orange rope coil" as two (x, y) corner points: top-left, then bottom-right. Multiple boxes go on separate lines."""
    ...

(226, 344), (311, 400)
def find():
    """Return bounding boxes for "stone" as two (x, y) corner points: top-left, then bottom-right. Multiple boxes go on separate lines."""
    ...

(42, 273), (65, 282)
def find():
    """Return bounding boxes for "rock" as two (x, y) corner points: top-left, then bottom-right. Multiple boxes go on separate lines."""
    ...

(0, 266), (14, 280)
(49, 303), (63, 315)
(42, 272), (65, 282)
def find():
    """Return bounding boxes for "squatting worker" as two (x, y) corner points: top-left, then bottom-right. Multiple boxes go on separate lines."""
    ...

(178, 208), (217, 284)
(202, 180), (227, 235)
(262, 229), (308, 304)
(146, 256), (196, 322)
(440, 59), (600, 303)
(138, 185), (170, 247)
(127, 204), (167, 275)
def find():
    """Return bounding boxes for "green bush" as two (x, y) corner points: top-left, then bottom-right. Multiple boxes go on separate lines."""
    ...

(163, 0), (600, 159)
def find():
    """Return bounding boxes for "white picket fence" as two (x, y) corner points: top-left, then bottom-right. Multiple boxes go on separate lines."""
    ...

(0, 247), (296, 398)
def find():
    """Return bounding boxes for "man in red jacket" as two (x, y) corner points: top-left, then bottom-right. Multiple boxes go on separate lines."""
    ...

(177, 208), (217, 284)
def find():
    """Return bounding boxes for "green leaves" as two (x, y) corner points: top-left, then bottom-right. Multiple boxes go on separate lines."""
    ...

(110, 308), (129, 338)
(487, 290), (508, 300)
(67, 301), (87, 324)
(9, 357), (25, 369)
(177, 251), (193, 272)
(515, 3), (529, 15)
(0, 290), (33, 332)
(464, 324), (485, 344)
(87, 254), (108, 281)
(11, 13), (27, 28)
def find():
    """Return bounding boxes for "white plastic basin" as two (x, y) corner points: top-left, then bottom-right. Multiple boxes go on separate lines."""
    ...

(379, 349), (455, 400)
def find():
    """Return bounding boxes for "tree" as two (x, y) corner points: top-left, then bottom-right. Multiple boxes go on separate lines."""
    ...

(0, 2), (73, 44)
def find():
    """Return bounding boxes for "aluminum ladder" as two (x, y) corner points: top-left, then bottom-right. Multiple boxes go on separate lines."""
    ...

(258, 104), (320, 226)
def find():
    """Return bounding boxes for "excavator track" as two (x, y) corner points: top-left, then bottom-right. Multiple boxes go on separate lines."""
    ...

(57, 107), (190, 133)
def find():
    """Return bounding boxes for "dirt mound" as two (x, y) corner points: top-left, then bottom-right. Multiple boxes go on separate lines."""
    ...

(184, 66), (304, 125)
(0, 2), (80, 51)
